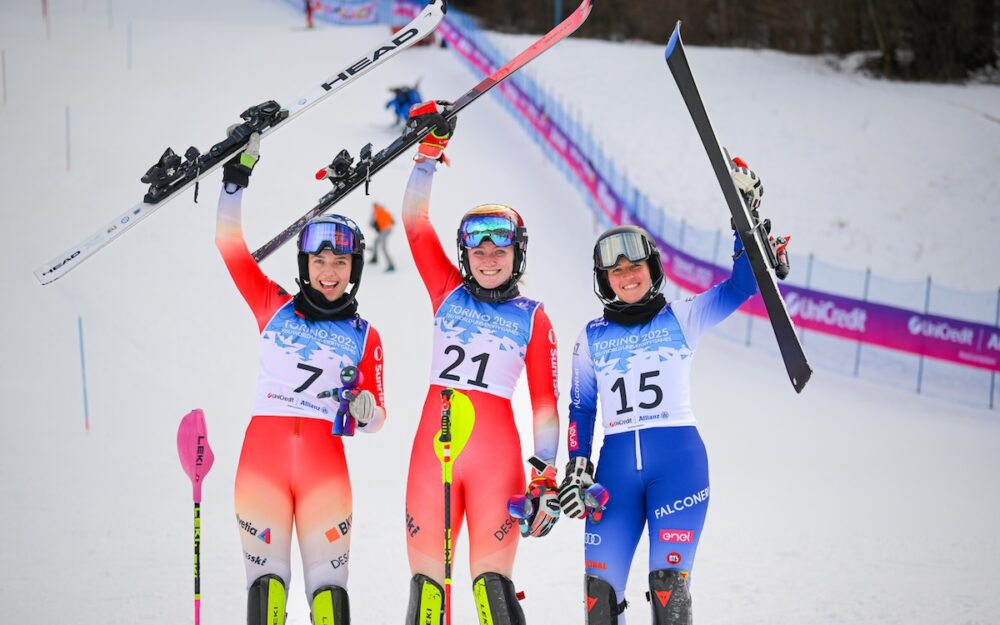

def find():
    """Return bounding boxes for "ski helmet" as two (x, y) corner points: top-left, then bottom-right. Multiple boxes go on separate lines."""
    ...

(456, 204), (528, 303)
(296, 214), (366, 314)
(592, 225), (665, 307)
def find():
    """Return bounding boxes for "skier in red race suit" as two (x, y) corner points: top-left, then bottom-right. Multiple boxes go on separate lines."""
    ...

(215, 133), (386, 625)
(400, 101), (562, 625)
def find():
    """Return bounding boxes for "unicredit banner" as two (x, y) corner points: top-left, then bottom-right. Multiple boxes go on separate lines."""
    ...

(313, 0), (377, 24)
(398, 1), (1000, 373)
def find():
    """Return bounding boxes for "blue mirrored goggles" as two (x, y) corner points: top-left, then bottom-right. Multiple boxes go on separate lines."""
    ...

(299, 220), (358, 255)
(459, 215), (517, 248)
(595, 230), (652, 270)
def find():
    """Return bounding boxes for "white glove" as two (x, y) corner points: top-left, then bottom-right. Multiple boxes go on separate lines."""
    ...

(729, 155), (763, 210)
(347, 389), (376, 426)
(558, 457), (596, 519)
(518, 458), (561, 538)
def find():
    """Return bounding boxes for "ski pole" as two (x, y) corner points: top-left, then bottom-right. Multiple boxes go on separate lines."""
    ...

(177, 409), (215, 625)
(439, 389), (454, 625)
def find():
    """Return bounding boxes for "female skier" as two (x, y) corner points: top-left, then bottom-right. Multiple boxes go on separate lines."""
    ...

(215, 134), (387, 625)
(558, 160), (788, 624)
(400, 101), (561, 625)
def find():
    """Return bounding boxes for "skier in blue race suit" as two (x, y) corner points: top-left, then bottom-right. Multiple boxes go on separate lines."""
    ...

(557, 159), (789, 625)
(386, 83), (423, 126)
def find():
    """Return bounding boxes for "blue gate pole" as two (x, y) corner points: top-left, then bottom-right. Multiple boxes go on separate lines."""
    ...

(916, 275), (931, 395)
(853, 267), (871, 377)
(991, 287), (999, 410)
(78, 316), (91, 431)
(554, 0), (563, 27)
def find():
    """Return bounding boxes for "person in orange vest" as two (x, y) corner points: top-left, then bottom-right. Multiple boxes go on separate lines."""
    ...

(369, 201), (396, 272)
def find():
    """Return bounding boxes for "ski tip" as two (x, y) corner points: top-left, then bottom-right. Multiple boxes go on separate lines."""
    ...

(791, 365), (813, 393)
(32, 268), (55, 286)
(664, 21), (682, 60)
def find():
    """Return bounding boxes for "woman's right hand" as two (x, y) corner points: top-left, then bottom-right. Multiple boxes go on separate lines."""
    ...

(408, 100), (457, 164)
(558, 456), (596, 519)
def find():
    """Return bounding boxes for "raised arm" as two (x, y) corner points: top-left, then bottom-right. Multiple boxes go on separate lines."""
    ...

(215, 184), (290, 332)
(401, 159), (463, 310)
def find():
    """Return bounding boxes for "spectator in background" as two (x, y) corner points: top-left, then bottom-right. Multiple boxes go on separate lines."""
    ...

(386, 83), (422, 126)
(369, 201), (396, 272)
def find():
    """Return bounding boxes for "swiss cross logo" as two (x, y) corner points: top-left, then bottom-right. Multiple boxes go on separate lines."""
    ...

(586, 596), (598, 612)
(655, 590), (672, 607)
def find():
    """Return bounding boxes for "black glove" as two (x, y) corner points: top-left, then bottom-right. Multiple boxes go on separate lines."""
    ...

(407, 100), (457, 163)
(558, 457), (596, 519)
(222, 130), (261, 189)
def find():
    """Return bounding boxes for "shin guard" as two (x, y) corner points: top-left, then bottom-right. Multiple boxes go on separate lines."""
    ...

(247, 574), (287, 625)
(585, 575), (627, 625)
(472, 572), (525, 625)
(405, 574), (444, 625)
(311, 585), (349, 625)
(647, 569), (692, 625)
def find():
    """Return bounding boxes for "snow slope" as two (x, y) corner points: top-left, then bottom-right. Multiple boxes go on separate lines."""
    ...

(0, 1), (997, 624)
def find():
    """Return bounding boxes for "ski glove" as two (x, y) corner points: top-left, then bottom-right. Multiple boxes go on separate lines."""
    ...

(347, 389), (376, 426)
(222, 130), (261, 189)
(518, 457), (561, 538)
(770, 233), (791, 280)
(558, 457), (596, 519)
(407, 100), (457, 164)
(729, 155), (763, 210)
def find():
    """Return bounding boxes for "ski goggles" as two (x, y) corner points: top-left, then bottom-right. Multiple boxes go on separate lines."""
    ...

(459, 215), (518, 248)
(594, 230), (653, 270)
(299, 220), (358, 255)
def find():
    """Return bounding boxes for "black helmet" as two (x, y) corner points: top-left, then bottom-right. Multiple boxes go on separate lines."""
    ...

(295, 214), (366, 316)
(455, 204), (528, 303)
(592, 225), (665, 308)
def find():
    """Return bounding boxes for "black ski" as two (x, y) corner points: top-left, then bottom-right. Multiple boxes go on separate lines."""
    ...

(664, 21), (812, 392)
(251, 0), (594, 263)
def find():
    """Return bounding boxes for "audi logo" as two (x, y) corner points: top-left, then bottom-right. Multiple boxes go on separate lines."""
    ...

(584, 532), (602, 546)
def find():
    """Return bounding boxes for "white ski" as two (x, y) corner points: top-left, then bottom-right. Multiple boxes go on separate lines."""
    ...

(33, 0), (447, 285)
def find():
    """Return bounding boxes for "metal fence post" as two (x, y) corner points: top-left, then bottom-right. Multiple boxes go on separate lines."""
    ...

(800, 253), (814, 346)
(853, 267), (871, 377)
(916, 275), (932, 394)
(676, 219), (686, 300)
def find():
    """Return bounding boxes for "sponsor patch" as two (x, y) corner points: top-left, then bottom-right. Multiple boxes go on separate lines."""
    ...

(658, 529), (694, 543)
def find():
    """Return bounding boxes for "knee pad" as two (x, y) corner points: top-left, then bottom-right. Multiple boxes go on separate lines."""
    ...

(585, 575), (627, 625)
(311, 585), (349, 625)
(405, 574), (444, 625)
(472, 572), (525, 625)
(247, 574), (287, 625)
(647, 569), (692, 625)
